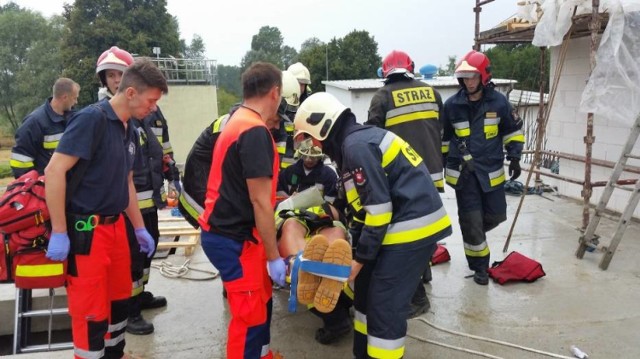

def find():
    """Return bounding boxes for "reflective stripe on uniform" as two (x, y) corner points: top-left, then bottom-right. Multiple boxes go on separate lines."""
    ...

(137, 190), (155, 210)
(445, 168), (461, 186)
(453, 121), (470, 137)
(503, 129), (525, 144)
(441, 140), (450, 154)
(151, 127), (163, 136)
(104, 332), (125, 347)
(378, 132), (398, 168)
(276, 141), (287, 154)
(464, 241), (490, 257)
(108, 319), (127, 333)
(9, 152), (35, 168)
(261, 344), (270, 357)
(431, 172), (444, 190)
(344, 179), (363, 212)
(131, 278), (144, 296)
(281, 157), (295, 168)
(354, 310), (367, 335)
(383, 207), (450, 245)
(179, 191), (203, 221)
(489, 168), (505, 187)
(162, 142), (172, 154)
(368, 335), (405, 359)
(74, 347), (104, 359)
(364, 202), (393, 227)
(385, 103), (439, 127)
(43, 133), (63, 149)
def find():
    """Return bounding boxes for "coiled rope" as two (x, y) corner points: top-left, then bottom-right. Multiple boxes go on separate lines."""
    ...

(150, 259), (219, 281)
(409, 317), (575, 359)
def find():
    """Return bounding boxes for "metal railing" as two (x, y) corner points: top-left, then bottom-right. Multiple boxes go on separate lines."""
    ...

(147, 58), (217, 85)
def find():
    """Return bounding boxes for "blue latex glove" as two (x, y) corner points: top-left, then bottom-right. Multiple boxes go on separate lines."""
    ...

(267, 258), (286, 287)
(134, 228), (155, 258)
(46, 232), (70, 261)
(172, 180), (182, 196)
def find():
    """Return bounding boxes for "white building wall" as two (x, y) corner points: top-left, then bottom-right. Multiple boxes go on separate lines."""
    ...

(546, 36), (640, 217)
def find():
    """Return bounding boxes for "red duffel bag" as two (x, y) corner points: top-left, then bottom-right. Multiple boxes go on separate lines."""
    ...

(0, 170), (49, 235)
(487, 251), (546, 285)
(10, 225), (66, 289)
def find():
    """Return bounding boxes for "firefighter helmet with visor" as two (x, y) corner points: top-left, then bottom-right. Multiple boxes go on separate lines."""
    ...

(454, 50), (492, 86)
(287, 62), (311, 85)
(293, 92), (347, 142)
(96, 46), (134, 86)
(382, 50), (414, 78)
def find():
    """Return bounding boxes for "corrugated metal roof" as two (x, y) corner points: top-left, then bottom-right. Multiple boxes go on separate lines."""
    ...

(323, 76), (516, 91)
(509, 89), (549, 105)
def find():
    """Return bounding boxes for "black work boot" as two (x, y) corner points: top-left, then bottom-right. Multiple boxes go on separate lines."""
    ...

(139, 291), (167, 310)
(126, 315), (154, 335)
(473, 270), (489, 285)
(408, 282), (430, 319)
(315, 317), (352, 345)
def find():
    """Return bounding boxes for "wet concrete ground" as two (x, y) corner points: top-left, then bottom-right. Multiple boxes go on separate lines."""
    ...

(3, 190), (640, 358)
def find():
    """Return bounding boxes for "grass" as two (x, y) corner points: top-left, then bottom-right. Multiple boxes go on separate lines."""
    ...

(0, 148), (13, 187)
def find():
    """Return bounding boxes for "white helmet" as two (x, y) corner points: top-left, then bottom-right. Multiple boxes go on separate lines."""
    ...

(281, 70), (300, 108)
(294, 92), (347, 141)
(287, 62), (311, 85)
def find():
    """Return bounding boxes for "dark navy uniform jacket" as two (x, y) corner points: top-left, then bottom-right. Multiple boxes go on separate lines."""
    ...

(340, 125), (452, 263)
(10, 98), (72, 178)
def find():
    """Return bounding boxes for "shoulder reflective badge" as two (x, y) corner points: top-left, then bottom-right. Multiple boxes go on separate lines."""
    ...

(155, 120), (163, 127)
(351, 167), (367, 187)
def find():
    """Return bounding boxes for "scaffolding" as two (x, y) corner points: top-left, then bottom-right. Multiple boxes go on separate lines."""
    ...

(147, 57), (217, 85)
(473, 0), (624, 235)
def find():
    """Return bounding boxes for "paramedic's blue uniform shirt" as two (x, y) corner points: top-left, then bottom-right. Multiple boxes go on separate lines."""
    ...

(56, 100), (136, 215)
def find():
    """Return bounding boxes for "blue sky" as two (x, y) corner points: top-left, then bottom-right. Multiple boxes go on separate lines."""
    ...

(5, 0), (519, 68)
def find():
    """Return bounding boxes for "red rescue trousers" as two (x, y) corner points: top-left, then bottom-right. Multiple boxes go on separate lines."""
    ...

(201, 229), (274, 359)
(66, 216), (131, 359)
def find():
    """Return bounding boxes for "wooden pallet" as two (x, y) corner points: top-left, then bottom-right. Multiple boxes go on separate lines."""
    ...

(157, 217), (200, 256)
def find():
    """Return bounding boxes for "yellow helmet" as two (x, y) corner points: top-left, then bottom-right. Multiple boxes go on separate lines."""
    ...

(287, 62), (311, 85)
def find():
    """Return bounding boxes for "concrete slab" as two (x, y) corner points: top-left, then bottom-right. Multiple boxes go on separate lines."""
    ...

(2, 192), (640, 358)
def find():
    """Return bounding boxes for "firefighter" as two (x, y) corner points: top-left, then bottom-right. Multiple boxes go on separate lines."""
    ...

(275, 140), (353, 344)
(287, 62), (312, 103)
(294, 92), (452, 359)
(366, 49), (444, 317)
(10, 78), (80, 178)
(178, 70), (300, 226)
(45, 58), (167, 359)
(441, 50), (524, 285)
(198, 62), (285, 359)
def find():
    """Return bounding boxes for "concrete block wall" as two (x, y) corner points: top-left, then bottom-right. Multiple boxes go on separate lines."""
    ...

(545, 36), (640, 218)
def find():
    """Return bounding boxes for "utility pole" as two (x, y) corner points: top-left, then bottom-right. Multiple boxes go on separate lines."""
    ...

(325, 44), (329, 81)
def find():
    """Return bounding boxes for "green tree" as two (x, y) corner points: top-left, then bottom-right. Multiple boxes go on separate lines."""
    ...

(0, 4), (64, 132)
(61, 0), (181, 106)
(281, 45), (298, 69)
(438, 55), (457, 76)
(184, 34), (205, 59)
(241, 26), (285, 71)
(485, 44), (549, 92)
(297, 38), (328, 92)
(217, 87), (239, 116)
(217, 64), (242, 98)
(299, 31), (380, 92)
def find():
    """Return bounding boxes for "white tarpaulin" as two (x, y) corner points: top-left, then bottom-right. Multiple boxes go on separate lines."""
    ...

(532, 0), (595, 47)
(581, 0), (640, 127)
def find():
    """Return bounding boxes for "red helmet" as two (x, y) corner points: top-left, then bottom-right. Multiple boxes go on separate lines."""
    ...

(454, 50), (492, 86)
(382, 50), (414, 78)
(96, 46), (134, 85)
